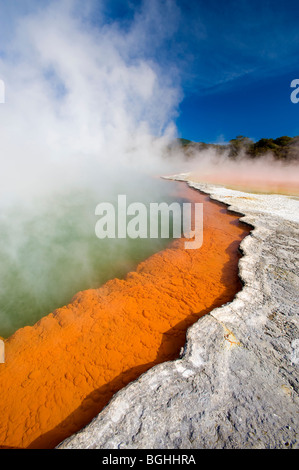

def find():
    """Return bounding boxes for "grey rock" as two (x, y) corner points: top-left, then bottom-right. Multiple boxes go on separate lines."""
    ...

(58, 177), (299, 449)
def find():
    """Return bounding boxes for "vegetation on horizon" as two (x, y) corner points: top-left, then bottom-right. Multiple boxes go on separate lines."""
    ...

(177, 135), (299, 161)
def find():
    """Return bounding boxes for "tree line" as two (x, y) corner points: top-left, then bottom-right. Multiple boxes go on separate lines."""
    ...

(177, 135), (299, 161)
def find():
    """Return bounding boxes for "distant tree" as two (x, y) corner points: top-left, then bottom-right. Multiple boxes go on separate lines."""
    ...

(273, 136), (293, 147)
(228, 135), (254, 158)
(175, 135), (299, 162)
(248, 138), (285, 159)
(178, 138), (193, 147)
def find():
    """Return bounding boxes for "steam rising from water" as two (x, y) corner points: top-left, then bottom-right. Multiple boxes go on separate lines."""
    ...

(0, 1), (298, 336)
(0, 1), (184, 207)
(181, 147), (299, 195)
(0, 1), (187, 336)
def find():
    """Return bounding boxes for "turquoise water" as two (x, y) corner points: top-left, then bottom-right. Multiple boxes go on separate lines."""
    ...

(0, 177), (183, 338)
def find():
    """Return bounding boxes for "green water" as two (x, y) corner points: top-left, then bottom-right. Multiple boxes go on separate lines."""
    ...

(0, 177), (183, 338)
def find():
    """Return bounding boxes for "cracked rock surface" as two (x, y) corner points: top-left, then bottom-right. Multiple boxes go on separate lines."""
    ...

(59, 177), (299, 449)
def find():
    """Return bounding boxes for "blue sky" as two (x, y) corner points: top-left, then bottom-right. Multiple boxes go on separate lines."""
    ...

(172, 0), (299, 143)
(102, 0), (299, 143)
(1, 0), (299, 144)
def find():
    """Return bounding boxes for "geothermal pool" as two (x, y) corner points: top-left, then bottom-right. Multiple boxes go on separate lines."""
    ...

(0, 181), (250, 449)
(187, 170), (299, 197)
(0, 176), (181, 338)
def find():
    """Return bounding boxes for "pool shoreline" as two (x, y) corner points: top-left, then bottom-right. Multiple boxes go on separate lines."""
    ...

(59, 175), (299, 449)
(0, 179), (249, 449)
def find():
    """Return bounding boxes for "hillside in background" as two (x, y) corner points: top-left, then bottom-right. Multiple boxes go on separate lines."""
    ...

(177, 135), (299, 161)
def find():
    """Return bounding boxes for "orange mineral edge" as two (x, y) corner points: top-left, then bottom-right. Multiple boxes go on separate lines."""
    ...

(0, 183), (250, 449)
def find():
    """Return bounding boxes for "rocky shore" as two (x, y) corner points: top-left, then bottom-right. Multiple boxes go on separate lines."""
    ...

(59, 176), (299, 449)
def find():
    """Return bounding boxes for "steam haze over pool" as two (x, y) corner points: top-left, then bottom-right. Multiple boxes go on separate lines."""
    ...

(0, 0), (298, 336)
(0, 1), (187, 336)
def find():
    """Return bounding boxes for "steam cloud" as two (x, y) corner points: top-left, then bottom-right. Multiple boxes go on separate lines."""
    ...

(0, 0), (186, 336)
(181, 146), (299, 195)
(0, 0), (184, 207)
(0, 1), (298, 336)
